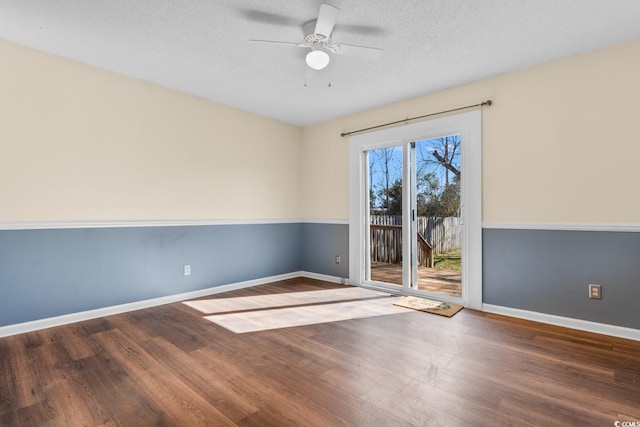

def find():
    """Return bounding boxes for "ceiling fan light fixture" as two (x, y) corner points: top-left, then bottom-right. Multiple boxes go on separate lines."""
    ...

(305, 50), (330, 70)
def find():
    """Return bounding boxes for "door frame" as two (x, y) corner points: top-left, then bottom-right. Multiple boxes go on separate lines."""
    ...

(348, 110), (483, 309)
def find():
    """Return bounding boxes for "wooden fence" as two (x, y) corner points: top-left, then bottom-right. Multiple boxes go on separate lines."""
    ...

(370, 215), (461, 256)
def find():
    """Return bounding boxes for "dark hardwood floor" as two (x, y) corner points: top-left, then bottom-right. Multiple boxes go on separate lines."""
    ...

(1, 277), (639, 426)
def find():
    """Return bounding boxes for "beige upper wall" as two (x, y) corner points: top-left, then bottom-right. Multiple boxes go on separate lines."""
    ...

(301, 38), (640, 223)
(4, 37), (640, 224)
(0, 39), (301, 222)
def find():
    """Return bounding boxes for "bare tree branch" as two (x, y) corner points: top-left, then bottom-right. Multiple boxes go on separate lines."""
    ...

(431, 150), (460, 178)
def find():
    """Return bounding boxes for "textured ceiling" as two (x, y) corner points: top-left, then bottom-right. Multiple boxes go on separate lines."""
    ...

(1, 0), (640, 126)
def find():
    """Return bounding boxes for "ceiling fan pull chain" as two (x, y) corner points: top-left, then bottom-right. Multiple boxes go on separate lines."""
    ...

(304, 63), (308, 87)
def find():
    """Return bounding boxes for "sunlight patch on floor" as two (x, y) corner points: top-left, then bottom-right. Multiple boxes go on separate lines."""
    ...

(204, 297), (408, 333)
(183, 287), (387, 314)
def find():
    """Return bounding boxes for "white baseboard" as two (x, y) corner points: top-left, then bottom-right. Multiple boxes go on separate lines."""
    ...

(299, 271), (349, 285)
(0, 272), (300, 338)
(482, 304), (640, 342)
(7, 273), (636, 343)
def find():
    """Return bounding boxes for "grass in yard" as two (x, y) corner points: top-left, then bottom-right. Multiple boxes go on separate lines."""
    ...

(434, 250), (461, 270)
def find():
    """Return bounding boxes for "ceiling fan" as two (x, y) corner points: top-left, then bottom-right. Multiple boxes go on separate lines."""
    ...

(250, 4), (383, 71)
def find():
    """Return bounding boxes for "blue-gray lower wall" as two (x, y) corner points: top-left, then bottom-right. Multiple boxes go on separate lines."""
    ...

(483, 228), (640, 329)
(4, 222), (638, 332)
(300, 223), (349, 279)
(0, 223), (302, 327)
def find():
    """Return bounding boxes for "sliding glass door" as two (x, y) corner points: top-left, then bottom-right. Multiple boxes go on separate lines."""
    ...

(349, 110), (482, 308)
(364, 138), (461, 296)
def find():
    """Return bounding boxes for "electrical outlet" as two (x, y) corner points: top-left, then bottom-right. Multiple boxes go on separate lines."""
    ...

(335, 255), (341, 264)
(184, 265), (191, 276)
(588, 284), (601, 299)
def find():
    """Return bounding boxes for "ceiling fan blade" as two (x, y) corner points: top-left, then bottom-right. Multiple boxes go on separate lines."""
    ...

(240, 9), (299, 27)
(250, 39), (307, 48)
(315, 4), (340, 38)
(333, 43), (383, 60)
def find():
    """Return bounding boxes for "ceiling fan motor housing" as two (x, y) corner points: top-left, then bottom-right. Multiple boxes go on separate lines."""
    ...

(304, 20), (330, 44)
(303, 19), (340, 54)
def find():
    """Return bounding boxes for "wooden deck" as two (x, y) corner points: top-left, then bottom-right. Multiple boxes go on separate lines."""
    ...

(370, 262), (462, 297)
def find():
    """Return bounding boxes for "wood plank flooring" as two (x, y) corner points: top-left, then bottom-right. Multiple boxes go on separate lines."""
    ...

(1, 277), (639, 426)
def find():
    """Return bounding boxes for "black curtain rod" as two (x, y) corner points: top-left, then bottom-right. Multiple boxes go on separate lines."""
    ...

(340, 100), (492, 138)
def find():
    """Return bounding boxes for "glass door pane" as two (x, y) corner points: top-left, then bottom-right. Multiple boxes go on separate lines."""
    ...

(366, 145), (404, 286)
(413, 135), (463, 298)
